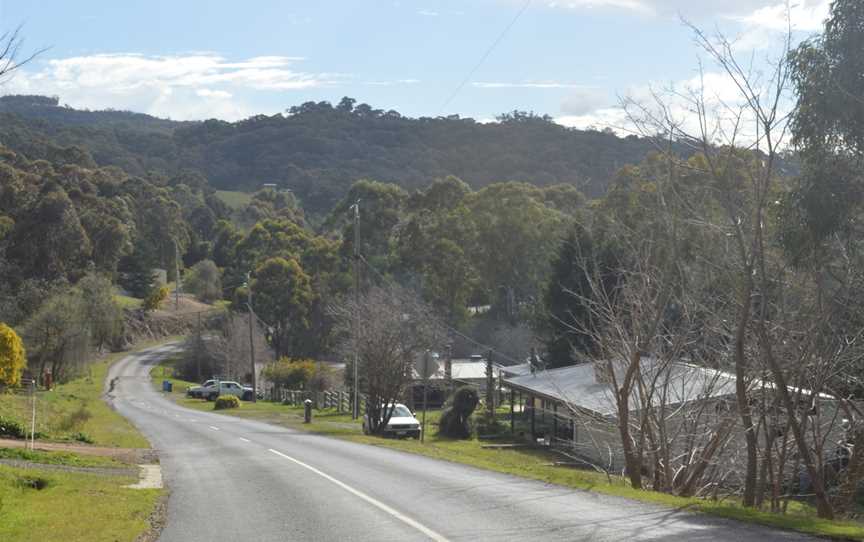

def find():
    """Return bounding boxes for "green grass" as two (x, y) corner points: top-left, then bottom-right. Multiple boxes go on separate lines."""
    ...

(0, 448), (127, 468)
(0, 463), (161, 542)
(151, 360), (864, 540)
(215, 190), (253, 209)
(0, 337), (181, 448)
(113, 293), (143, 309)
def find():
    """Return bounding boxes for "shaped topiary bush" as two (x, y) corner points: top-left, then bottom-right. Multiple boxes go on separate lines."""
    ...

(438, 386), (479, 439)
(214, 395), (241, 410)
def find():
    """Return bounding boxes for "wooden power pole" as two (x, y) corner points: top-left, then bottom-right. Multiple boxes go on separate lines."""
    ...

(246, 271), (257, 403)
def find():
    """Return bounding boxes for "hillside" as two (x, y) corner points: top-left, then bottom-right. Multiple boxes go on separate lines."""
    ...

(0, 95), (670, 214)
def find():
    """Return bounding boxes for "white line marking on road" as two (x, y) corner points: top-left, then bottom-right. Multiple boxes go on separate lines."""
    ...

(268, 449), (448, 542)
(209, 426), (220, 431)
(239, 437), (250, 443)
(189, 419), (197, 423)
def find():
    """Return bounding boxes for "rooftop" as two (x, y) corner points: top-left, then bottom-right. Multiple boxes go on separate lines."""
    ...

(504, 358), (739, 418)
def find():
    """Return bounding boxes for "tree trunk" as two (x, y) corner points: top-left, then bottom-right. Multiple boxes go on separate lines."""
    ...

(677, 416), (736, 497)
(734, 277), (758, 507)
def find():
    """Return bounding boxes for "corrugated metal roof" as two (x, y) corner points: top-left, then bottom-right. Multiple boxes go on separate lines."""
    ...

(504, 358), (739, 418)
(412, 361), (503, 381)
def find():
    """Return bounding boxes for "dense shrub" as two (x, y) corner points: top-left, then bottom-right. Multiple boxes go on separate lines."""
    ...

(0, 322), (26, 387)
(143, 285), (169, 311)
(214, 395), (241, 410)
(475, 415), (507, 437)
(263, 358), (313, 388)
(438, 386), (479, 439)
(0, 415), (26, 438)
(72, 431), (94, 444)
(185, 259), (222, 303)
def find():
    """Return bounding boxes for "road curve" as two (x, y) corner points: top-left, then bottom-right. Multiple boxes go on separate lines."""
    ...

(107, 344), (819, 542)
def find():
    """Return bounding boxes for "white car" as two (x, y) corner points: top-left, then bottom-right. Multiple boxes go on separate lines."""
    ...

(362, 403), (421, 439)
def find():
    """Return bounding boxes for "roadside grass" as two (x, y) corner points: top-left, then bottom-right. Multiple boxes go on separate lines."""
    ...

(151, 360), (864, 540)
(0, 337), (181, 448)
(0, 447), (127, 468)
(0, 463), (161, 542)
(215, 189), (252, 209)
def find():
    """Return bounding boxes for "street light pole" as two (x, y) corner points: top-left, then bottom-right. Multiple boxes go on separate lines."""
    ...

(246, 271), (257, 403)
(350, 201), (360, 420)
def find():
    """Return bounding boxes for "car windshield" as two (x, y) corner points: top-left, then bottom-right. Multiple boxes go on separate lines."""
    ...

(391, 405), (412, 418)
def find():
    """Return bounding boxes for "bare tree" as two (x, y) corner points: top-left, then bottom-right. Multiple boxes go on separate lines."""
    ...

(0, 25), (47, 85)
(615, 15), (859, 517)
(332, 286), (444, 434)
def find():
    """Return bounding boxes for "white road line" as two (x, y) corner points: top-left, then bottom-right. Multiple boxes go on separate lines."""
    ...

(239, 437), (250, 443)
(268, 449), (448, 542)
(208, 426), (220, 431)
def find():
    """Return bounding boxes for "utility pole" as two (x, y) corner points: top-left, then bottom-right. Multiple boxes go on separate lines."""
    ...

(174, 239), (181, 311)
(246, 271), (257, 403)
(195, 311), (202, 382)
(30, 379), (36, 451)
(350, 201), (360, 420)
(486, 349), (494, 418)
(421, 350), (431, 443)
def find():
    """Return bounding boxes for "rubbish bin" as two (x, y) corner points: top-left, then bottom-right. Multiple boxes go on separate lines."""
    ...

(162, 380), (173, 393)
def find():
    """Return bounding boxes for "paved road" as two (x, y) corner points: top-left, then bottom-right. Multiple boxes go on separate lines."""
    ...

(108, 344), (819, 541)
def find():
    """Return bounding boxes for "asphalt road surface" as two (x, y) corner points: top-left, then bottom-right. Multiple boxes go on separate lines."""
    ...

(107, 344), (820, 542)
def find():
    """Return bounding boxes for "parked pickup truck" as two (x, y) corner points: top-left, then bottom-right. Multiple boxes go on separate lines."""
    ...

(187, 380), (255, 401)
(186, 379), (217, 399)
(212, 381), (255, 401)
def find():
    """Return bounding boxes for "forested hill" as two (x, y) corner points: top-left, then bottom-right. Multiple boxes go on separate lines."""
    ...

(0, 95), (668, 214)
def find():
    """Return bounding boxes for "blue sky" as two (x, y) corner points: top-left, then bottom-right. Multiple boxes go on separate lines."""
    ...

(0, 0), (831, 128)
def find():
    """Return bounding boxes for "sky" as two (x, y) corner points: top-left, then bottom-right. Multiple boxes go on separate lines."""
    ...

(0, 0), (832, 130)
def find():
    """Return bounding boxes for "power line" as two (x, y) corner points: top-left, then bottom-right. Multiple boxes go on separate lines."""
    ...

(439, 0), (533, 114)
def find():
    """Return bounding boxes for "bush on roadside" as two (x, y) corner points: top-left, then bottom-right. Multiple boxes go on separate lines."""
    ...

(214, 395), (241, 410)
(475, 414), (507, 437)
(71, 431), (94, 444)
(438, 386), (479, 439)
(0, 415), (26, 438)
(263, 358), (316, 389)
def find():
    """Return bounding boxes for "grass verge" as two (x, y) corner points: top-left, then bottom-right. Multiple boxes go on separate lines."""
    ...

(152, 359), (864, 541)
(0, 463), (161, 542)
(0, 336), (181, 448)
(0, 447), (127, 468)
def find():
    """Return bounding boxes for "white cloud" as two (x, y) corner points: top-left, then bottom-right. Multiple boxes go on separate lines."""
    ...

(472, 81), (589, 89)
(545, 0), (654, 15)
(196, 88), (233, 99)
(560, 88), (609, 115)
(536, 0), (828, 24)
(556, 106), (630, 130)
(557, 70), (791, 146)
(6, 53), (340, 121)
(418, 9), (439, 16)
(731, 0), (829, 32)
(364, 78), (421, 86)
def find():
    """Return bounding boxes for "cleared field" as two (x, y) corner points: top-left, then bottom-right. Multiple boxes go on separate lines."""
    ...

(214, 190), (253, 209)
